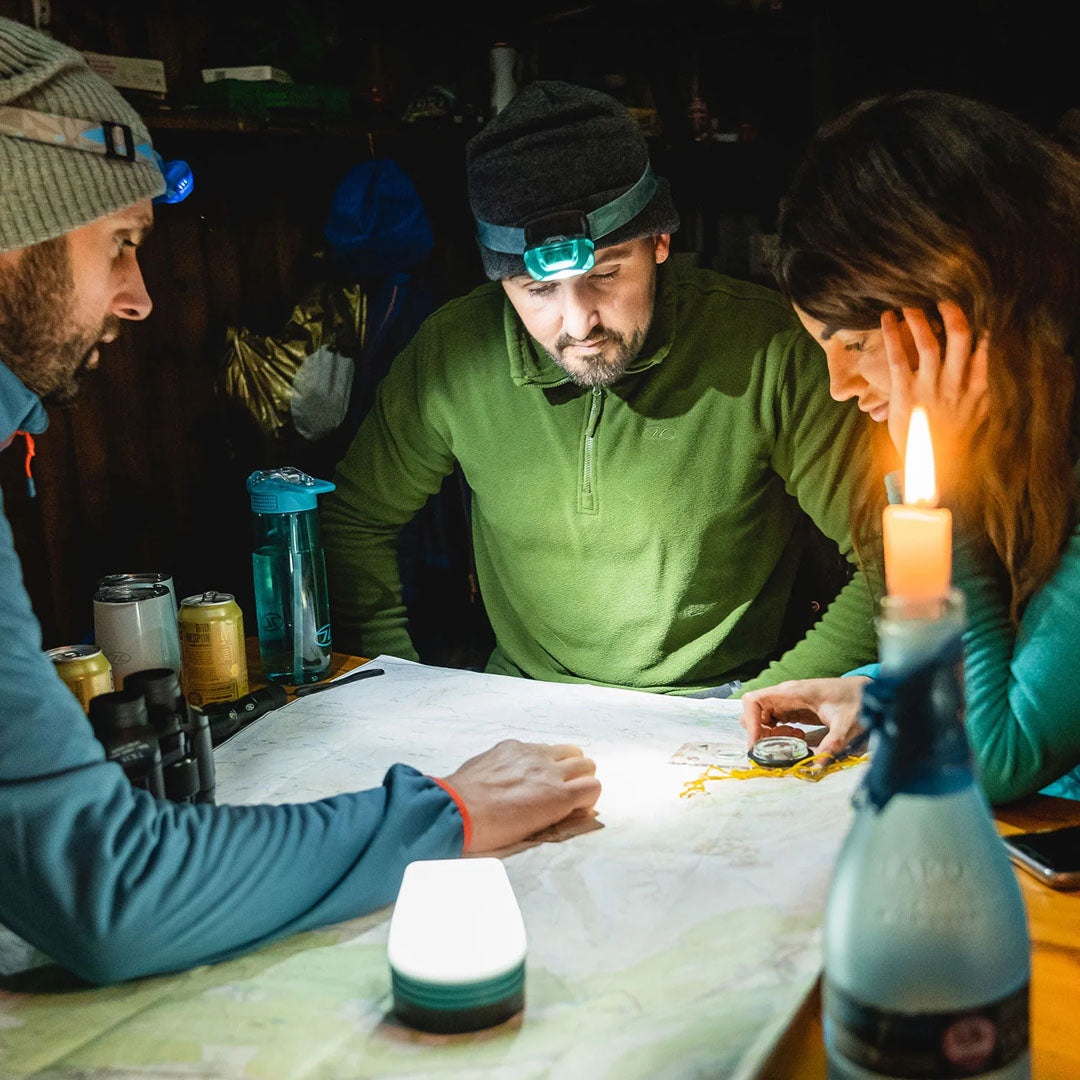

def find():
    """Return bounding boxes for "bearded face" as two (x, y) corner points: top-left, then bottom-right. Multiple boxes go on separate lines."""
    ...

(0, 235), (116, 405)
(501, 236), (670, 389)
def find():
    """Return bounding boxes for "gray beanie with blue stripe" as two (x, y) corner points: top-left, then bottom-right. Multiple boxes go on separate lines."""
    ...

(0, 17), (163, 254)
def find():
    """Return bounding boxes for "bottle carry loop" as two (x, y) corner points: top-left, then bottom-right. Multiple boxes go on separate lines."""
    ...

(859, 634), (969, 811)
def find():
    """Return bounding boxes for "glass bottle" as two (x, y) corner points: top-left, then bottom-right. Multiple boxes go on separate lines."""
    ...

(247, 468), (336, 685)
(823, 591), (1030, 1079)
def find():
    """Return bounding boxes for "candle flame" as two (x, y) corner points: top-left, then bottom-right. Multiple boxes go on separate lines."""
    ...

(904, 406), (937, 506)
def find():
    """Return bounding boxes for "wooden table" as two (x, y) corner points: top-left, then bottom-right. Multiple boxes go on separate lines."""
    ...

(243, 638), (367, 694)
(246, 642), (1080, 1078)
(760, 796), (1080, 1078)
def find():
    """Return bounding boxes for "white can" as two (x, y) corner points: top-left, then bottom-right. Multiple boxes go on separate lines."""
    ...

(96, 572), (178, 621)
(93, 583), (182, 687)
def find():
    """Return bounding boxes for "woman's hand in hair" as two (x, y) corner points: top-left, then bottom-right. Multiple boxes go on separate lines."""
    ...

(739, 676), (869, 757)
(880, 301), (990, 479)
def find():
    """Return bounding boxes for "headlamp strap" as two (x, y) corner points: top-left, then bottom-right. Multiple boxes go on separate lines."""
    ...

(476, 162), (660, 255)
(0, 105), (150, 164)
(587, 163), (658, 242)
(0, 105), (192, 205)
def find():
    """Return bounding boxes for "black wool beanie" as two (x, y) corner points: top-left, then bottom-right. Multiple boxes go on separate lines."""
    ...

(467, 81), (680, 280)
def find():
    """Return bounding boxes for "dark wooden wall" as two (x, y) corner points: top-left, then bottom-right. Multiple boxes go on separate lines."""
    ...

(2, 116), (479, 647)
(1, 1), (492, 647)
(1, 0), (1075, 650)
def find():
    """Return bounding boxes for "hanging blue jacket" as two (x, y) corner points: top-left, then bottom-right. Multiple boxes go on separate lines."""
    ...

(0, 359), (464, 984)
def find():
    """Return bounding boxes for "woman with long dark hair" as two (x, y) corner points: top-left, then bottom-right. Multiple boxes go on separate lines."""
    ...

(740, 89), (1080, 803)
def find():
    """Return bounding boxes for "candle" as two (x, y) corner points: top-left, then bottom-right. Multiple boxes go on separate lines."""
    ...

(882, 407), (952, 599)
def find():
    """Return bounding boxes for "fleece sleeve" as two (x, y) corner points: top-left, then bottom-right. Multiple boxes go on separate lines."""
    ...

(951, 518), (1080, 804)
(740, 328), (878, 692)
(321, 331), (457, 660)
(0, 494), (463, 985)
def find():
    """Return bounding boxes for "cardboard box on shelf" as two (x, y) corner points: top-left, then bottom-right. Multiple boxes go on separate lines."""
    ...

(82, 52), (166, 96)
(201, 66), (292, 84)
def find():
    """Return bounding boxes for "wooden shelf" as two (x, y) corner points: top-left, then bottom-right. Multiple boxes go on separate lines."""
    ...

(142, 110), (479, 142)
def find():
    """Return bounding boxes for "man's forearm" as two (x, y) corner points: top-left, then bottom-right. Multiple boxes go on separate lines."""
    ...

(322, 508), (419, 660)
(738, 570), (878, 694)
(0, 756), (462, 984)
(322, 335), (458, 662)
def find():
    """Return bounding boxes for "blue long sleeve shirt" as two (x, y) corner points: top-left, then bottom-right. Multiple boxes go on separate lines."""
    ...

(0, 361), (464, 984)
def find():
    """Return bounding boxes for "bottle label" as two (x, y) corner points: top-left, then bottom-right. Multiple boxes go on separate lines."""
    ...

(825, 979), (1029, 1077)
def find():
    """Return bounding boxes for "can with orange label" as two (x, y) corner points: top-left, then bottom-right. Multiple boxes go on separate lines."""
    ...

(47, 644), (114, 711)
(177, 591), (249, 707)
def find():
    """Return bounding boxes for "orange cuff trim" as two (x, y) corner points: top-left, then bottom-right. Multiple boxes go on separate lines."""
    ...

(430, 776), (472, 853)
(13, 431), (36, 498)
(15, 430), (35, 478)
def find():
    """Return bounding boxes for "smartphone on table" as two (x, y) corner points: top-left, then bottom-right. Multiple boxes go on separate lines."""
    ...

(1003, 824), (1080, 889)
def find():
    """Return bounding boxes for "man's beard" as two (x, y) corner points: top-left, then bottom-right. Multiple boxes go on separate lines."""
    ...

(0, 236), (109, 406)
(543, 264), (657, 388)
(546, 323), (649, 388)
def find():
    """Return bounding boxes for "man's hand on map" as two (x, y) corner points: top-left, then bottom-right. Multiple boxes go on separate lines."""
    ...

(739, 677), (870, 757)
(442, 740), (601, 852)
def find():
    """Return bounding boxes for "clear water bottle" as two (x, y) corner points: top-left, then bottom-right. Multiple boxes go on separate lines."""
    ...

(247, 468), (336, 685)
(823, 591), (1030, 1079)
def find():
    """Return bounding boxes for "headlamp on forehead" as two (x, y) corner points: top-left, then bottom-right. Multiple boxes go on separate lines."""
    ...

(152, 152), (193, 204)
(522, 209), (594, 280)
(0, 105), (193, 205)
(476, 163), (659, 282)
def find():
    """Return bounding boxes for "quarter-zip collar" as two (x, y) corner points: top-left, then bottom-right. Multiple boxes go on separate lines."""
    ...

(0, 360), (48, 449)
(506, 259), (678, 388)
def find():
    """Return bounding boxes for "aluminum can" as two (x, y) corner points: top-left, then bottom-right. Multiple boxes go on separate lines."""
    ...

(178, 591), (249, 707)
(93, 583), (182, 687)
(47, 644), (114, 711)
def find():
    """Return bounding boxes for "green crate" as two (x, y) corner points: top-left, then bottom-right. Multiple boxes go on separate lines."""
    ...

(196, 79), (351, 117)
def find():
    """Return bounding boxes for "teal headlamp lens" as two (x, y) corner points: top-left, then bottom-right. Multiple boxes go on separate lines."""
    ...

(523, 238), (595, 280)
(522, 210), (595, 281)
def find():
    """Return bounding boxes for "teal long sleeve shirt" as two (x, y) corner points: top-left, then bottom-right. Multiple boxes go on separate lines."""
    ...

(0, 362), (464, 984)
(852, 469), (1080, 804)
(323, 262), (877, 693)
(956, 512), (1080, 804)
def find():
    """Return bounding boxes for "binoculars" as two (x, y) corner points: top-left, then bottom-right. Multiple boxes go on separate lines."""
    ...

(87, 668), (215, 805)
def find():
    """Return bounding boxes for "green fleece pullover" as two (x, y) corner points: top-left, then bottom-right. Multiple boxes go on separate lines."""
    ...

(323, 261), (877, 693)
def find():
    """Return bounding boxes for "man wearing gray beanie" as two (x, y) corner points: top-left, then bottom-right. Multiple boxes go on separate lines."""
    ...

(324, 81), (876, 695)
(0, 18), (598, 983)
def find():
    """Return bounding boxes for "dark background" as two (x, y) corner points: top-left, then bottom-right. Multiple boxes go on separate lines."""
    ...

(1, 0), (1074, 660)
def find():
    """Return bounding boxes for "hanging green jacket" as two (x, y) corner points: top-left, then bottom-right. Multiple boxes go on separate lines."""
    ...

(323, 261), (877, 693)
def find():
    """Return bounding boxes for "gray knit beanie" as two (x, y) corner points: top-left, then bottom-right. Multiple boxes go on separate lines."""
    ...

(0, 17), (164, 254)
(467, 81), (679, 280)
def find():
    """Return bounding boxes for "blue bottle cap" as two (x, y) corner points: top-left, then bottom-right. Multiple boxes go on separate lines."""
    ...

(247, 467), (336, 514)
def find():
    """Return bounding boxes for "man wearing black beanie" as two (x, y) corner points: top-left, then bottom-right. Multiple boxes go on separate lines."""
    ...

(324, 81), (876, 695)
